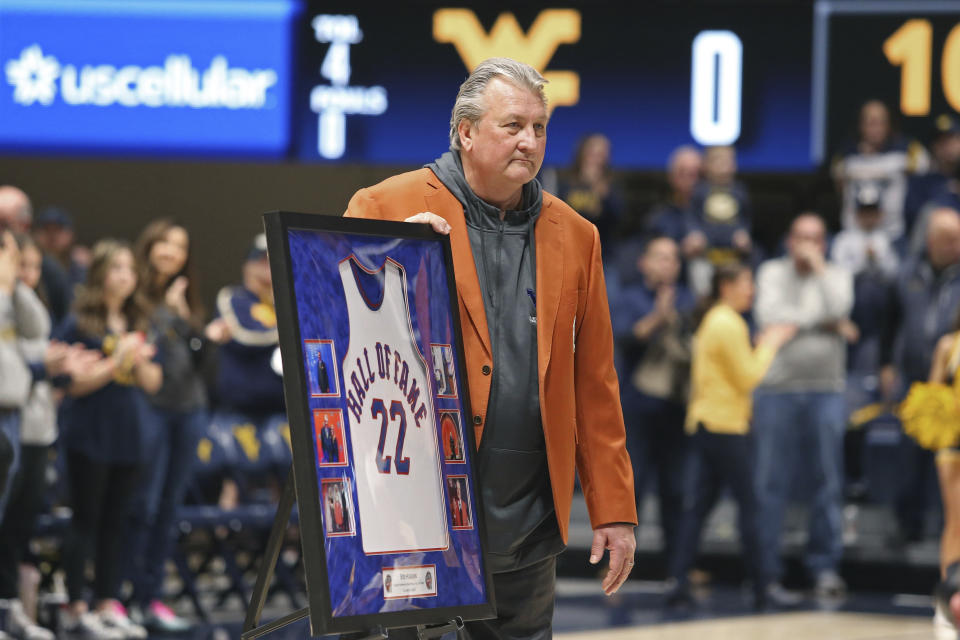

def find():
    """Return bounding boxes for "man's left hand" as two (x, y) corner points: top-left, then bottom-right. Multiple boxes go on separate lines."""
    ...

(589, 523), (636, 595)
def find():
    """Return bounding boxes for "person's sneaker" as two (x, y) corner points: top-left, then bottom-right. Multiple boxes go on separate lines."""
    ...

(813, 570), (847, 599)
(126, 603), (144, 627)
(5, 599), (54, 640)
(98, 601), (148, 639)
(61, 609), (125, 640)
(144, 600), (191, 633)
(934, 597), (958, 640)
(761, 582), (804, 609)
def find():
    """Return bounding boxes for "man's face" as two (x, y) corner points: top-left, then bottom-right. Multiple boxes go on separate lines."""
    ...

(0, 187), (30, 234)
(933, 133), (960, 170)
(860, 102), (890, 148)
(640, 238), (680, 287)
(460, 78), (547, 191)
(855, 206), (882, 232)
(787, 216), (827, 266)
(704, 146), (736, 185)
(927, 209), (960, 269)
(669, 151), (701, 197)
(34, 224), (75, 255)
(243, 255), (272, 297)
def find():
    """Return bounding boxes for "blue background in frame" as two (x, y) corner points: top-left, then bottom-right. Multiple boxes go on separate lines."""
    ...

(286, 228), (487, 617)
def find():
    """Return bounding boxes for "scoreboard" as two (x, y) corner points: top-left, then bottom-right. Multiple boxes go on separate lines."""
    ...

(291, 4), (814, 170)
(0, 0), (958, 170)
(814, 0), (960, 162)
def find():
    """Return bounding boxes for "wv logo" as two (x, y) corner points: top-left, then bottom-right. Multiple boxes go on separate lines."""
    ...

(433, 9), (581, 114)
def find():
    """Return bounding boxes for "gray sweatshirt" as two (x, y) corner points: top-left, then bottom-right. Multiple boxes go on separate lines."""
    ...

(428, 151), (564, 572)
(0, 283), (48, 409)
(18, 333), (56, 446)
(755, 257), (854, 392)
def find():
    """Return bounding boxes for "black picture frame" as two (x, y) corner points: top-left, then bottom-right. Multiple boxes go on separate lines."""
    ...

(264, 211), (496, 636)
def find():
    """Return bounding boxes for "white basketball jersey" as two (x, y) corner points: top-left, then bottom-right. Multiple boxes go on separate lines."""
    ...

(338, 256), (448, 555)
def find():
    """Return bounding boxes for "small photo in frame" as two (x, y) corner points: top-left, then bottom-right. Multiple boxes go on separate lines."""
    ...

(321, 478), (355, 537)
(305, 339), (340, 397)
(446, 475), (473, 531)
(430, 343), (458, 399)
(439, 411), (464, 464)
(314, 409), (348, 467)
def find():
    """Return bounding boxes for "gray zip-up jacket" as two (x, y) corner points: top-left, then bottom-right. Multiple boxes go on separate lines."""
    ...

(428, 151), (564, 572)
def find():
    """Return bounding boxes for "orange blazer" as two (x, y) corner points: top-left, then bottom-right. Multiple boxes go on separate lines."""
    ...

(344, 168), (637, 542)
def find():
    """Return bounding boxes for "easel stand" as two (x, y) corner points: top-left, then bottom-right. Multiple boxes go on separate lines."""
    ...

(241, 469), (466, 639)
(241, 469), (308, 639)
(415, 617), (465, 639)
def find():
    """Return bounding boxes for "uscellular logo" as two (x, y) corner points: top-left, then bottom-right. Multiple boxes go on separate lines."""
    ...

(4, 44), (279, 109)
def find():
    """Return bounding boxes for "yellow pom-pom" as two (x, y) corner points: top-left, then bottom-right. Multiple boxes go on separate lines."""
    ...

(899, 382), (960, 450)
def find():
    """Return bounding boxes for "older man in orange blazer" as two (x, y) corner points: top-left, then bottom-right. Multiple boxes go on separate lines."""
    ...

(344, 58), (636, 639)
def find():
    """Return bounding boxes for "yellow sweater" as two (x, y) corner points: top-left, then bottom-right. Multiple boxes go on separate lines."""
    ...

(686, 304), (777, 435)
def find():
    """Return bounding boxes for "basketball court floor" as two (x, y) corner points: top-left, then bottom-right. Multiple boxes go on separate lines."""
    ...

(188, 577), (938, 639)
(552, 579), (936, 640)
(556, 612), (933, 640)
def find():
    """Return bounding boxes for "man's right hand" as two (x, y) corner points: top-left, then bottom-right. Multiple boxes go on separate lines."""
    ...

(654, 285), (676, 316)
(795, 240), (825, 274)
(404, 212), (451, 235)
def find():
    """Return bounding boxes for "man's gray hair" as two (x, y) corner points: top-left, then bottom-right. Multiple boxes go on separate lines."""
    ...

(0, 185), (33, 226)
(449, 57), (548, 151)
(666, 145), (701, 173)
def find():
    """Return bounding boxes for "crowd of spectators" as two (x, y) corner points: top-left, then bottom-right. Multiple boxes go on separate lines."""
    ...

(0, 186), (287, 638)
(594, 100), (960, 608)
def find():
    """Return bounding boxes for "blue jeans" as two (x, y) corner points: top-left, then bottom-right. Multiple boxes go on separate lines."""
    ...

(753, 390), (846, 580)
(673, 428), (767, 592)
(126, 407), (206, 605)
(0, 411), (20, 523)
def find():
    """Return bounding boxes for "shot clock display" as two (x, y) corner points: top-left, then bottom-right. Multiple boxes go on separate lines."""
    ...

(814, 0), (960, 161)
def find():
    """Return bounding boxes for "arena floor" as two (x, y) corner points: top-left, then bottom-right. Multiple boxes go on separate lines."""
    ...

(169, 577), (937, 639)
(140, 491), (942, 638)
(555, 612), (933, 640)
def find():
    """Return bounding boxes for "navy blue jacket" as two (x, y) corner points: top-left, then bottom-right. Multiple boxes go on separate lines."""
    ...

(881, 256), (960, 386)
(607, 242), (696, 413)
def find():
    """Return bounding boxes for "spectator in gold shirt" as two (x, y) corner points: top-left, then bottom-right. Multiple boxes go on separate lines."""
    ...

(666, 262), (795, 610)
